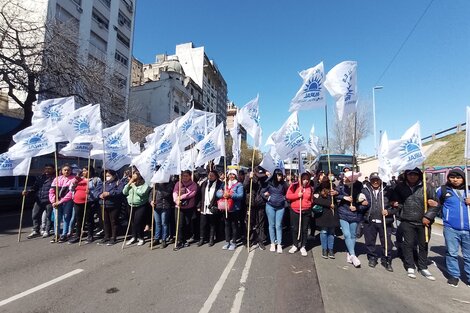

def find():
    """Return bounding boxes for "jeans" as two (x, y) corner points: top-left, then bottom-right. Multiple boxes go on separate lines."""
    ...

(32, 202), (53, 233)
(443, 226), (470, 280)
(339, 219), (358, 256)
(320, 227), (335, 250)
(54, 201), (73, 237)
(265, 203), (284, 245)
(153, 208), (169, 241)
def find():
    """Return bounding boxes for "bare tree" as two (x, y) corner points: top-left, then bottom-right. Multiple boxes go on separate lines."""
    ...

(0, 1), (126, 152)
(330, 101), (371, 154)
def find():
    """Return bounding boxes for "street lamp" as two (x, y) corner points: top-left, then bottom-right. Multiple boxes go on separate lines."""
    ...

(372, 86), (383, 157)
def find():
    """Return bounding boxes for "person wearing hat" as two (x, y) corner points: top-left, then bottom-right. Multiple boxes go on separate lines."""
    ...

(436, 168), (470, 287)
(392, 167), (439, 280)
(243, 166), (269, 250)
(359, 172), (397, 271)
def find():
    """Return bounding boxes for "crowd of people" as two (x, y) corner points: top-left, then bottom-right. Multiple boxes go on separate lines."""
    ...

(23, 163), (470, 288)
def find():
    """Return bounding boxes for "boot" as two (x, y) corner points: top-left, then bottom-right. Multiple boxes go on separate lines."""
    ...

(197, 238), (204, 247)
(208, 229), (215, 247)
(382, 259), (394, 272)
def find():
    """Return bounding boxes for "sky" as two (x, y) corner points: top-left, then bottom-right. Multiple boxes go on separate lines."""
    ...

(132, 0), (470, 156)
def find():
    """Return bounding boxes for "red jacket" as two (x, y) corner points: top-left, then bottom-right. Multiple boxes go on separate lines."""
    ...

(286, 182), (313, 213)
(72, 178), (88, 204)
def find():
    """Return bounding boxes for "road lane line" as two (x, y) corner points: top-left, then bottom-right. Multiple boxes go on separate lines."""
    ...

(431, 231), (443, 237)
(199, 247), (242, 313)
(0, 269), (84, 307)
(230, 249), (255, 313)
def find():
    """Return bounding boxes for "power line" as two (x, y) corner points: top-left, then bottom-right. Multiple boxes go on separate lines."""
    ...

(375, 0), (435, 85)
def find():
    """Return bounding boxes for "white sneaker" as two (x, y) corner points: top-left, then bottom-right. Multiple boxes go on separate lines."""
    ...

(137, 239), (145, 246)
(270, 244), (276, 252)
(346, 253), (352, 264)
(277, 245), (283, 254)
(126, 237), (136, 246)
(300, 247), (307, 257)
(407, 268), (416, 279)
(289, 246), (298, 254)
(222, 242), (230, 250)
(420, 269), (436, 281)
(351, 255), (361, 268)
(41, 231), (49, 238)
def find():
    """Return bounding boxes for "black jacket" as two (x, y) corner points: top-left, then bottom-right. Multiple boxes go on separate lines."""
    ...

(359, 184), (397, 224)
(31, 174), (54, 204)
(153, 182), (175, 210)
(198, 179), (223, 211)
(243, 175), (268, 207)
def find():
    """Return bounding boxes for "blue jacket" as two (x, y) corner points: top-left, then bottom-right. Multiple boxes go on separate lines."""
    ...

(98, 179), (125, 209)
(216, 181), (244, 211)
(437, 186), (470, 231)
(336, 181), (365, 223)
(261, 182), (287, 208)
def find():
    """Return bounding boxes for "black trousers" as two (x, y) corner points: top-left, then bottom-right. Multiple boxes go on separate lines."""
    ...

(175, 207), (195, 244)
(363, 221), (393, 261)
(131, 204), (147, 240)
(248, 205), (266, 244)
(32, 201), (53, 233)
(401, 221), (430, 270)
(200, 213), (218, 241)
(290, 210), (311, 248)
(74, 202), (95, 238)
(224, 211), (239, 243)
(103, 206), (120, 240)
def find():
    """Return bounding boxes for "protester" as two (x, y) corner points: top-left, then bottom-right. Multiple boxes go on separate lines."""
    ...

(48, 164), (75, 243)
(172, 170), (198, 250)
(123, 170), (151, 246)
(359, 172), (396, 271)
(217, 169), (244, 251)
(286, 172), (314, 257)
(261, 168), (288, 253)
(436, 168), (470, 287)
(392, 167), (439, 280)
(25, 164), (55, 239)
(237, 169), (247, 244)
(336, 171), (364, 267)
(150, 179), (175, 249)
(244, 166), (268, 249)
(98, 170), (124, 246)
(198, 170), (223, 247)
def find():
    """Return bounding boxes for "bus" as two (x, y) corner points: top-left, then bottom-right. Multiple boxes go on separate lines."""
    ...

(311, 154), (358, 177)
(425, 165), (470, 187)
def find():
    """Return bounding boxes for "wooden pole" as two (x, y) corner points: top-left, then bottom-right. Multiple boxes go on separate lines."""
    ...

(79, 155), (91, 246)
(150, 184), (156, 250)
(54, 149), (59, 243)
(122, 167), (135, 250)
(466, 160), (470, 230)
(224, 157), (228, 219)
(422, 167), (429, 243)
(324, 104), (335, 207)
(18, 160), (31, 242)
(174, 173), (182, 249)
(247, 148), (256, 250)
(297, 187), (303, 240)
(381, 183), (388, 257)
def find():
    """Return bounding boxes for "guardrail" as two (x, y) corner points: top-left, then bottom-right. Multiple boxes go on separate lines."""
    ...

(422, 123), (466, 143)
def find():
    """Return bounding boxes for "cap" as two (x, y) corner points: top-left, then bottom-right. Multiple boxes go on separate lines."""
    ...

(369, 172), (381, 181)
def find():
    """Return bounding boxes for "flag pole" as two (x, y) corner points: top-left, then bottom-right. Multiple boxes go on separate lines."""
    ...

(174, 171), (182, 250)
(465, 160), (470, 230)
(381, 183), (388, 257)
(54, 149), (59, 243)
(297, 152), (303, 240)
(350, 112), (358, 200)
(79, 155), (92, 246)
(18, 159), (32, 242)
(422, 165), (429, 243)
(224, 157), (228, 219)
(247, 148), (256, 251)
(122, 166), (134, 250)
(150, 183), (156, 250)
(324, 104), (335, 206)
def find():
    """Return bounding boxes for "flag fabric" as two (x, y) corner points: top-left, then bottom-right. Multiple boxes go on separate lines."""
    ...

(131, 145), (160, 183)
(0, 152), (31, 177)
(130, 142), (141, 156)
(187, 115), (207, 144)
(289, 62), (326, 112)
(465, 107), (470, 159)
(177, 107), (197, 148)
(206, 113), (217, 134)
(151, 141), (181, 183)
(384, 122), (426, 173)
(230, 117), (241, 165)
(32, 96), (75, 125)
(324, 61), (358, 121)
(237, 95), (262, 148)
(270, 111), (307, 160)
(308, 124), (321, 157)
(195, 123), (225, 168)
(154, 120), (178, 162)
(145, 122), (170, 149)
(377, 131), (393, 183)
(59, 142), (93, 158)
(180, 147), (198, 172)
(57, 104), (103, 144)
(264, 132), (276, 146)
(10, 119), (58, 159)
(90, 120), (131, 156)
(259, 147), (285, 175)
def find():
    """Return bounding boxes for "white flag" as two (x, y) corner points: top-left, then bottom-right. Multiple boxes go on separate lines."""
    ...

(59, 142), (93, 158)
(103, 151), (132, 171)
(260, 147), (285, 175)
(385, 122), (426, 173)
(57, 104), (103, 144)
(187, 115), (207, 144)
(180, 147), (198, 172)
(0, 152), (31, 177)
(230, 117), (241, 165)
(206, 113), (217, 134)
(145, 122), (170, 149)
(195, 123), (225, 168)
(10, 120), (58, 159)
(465, 107), (470, 159)
(270, 111), (307, 160)
(324, 61), (358, 121)
(32, 96), (75, 125)
(308, 124), (321, 157)
(90, 120), (131, 156)
(151, 141), (181, 183)
(289, 62), (326, 112)
(237, 95), (262, 148)
(378, 131), (393, 183)
(154, 120), (178, 161)
(131, 145), (160, 183)
(131, 142), (141, 156)
(178, 107), (197, 148)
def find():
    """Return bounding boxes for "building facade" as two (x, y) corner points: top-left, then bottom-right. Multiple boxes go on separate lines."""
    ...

(226, 101), (247, 141)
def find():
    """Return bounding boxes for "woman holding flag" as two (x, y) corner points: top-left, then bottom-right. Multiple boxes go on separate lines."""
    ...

(98, 170), (124, 246)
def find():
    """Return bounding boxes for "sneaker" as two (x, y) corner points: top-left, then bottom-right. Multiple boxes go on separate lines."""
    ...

(183, 242), (190, 248)
(420, 269), (436, 281)
(208, 239), (214, 247)
(322, 249), (328, 259)
(187, 236), (196, 244)
(100, 238), (110, 244)
(68, 236), (79, 244)
(173, 243), (183, 251)
(86, 236), (93, 244)
(222, 242), (230, 250)
(346, 253), (352, 264)
(50, 237), (58, 243)
(277, 245), (283, 254)
(381, 260), (394, 272)
(328, 250), (335, 259)
(137, 239), (145, 246)
(160, 240), (168, 249)
(197, 239), (204, 247)
(447, 277), (459, 287)
(407, 268), (416, 279)
(258, 242), (266, 250)
(368, 258), (378, 268)
(300, 247), (307, 257)
(27, 231), (40, 239)
(289, 246), (298, 254)
(270, 244), (276, 252)
(42, 231), (50, 238)
(58, 235), (66, 243)
(351, 255), (361, 268)
(106, 238), (116, 246)
(228, 243), (236, 251)
(126, 237), (137, 246)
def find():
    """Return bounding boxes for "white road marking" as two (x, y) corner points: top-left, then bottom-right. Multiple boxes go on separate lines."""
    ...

(199, 247), (242, 313)
(431, 231), (443, 237)
(230, 249), (255, 313)
(0, 269), (84, 307)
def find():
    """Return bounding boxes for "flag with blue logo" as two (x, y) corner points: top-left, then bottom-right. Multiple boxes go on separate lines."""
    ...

(180, 147), (198, 172)
(324, 61), (357, 121)
(465, 107), (470, 159)
(237, 95), (262, 148)
(154, 120), (178, 162)
(195, 123), (225, 168)
(308, 124), (321, 157)
(289, 62), (326, 112)
(384, 122), (426, 173)
(230, 117), (241, 165)
(270, 111), (307, 160)
(90, 120), (131, 157)
(145, 122), (170, 149)
(259, 146), (285, 175)
(32, 96), (75, 125)
(378, 131), (394, 183)
(177, 107), (197, 148)
(10, 119), (58, 159)
(187, 115), (207, 145)
(151, 140), (181, 183)
(59, 142), (93, 158)
(57, 104), (103, 144)
(131, 144), (160, 183)
(0, 152), (31, 177)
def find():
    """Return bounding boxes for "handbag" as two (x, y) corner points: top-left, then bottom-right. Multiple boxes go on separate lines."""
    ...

(311, 204), (323, 213)
(217, 198), (234, 212)
(356, 221), (365, 239)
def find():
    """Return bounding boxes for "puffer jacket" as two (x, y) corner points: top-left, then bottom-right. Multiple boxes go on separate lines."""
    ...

(261, 181), (288, 208)
(154, 182), (175, 210)
(437, 185), (470, 231)
(216, 180), (244, 211)
(31, 174), (54, 204)
(286, 182), (313, 213)
(336, 181), (365, 223)
(392, 181), (439, 225)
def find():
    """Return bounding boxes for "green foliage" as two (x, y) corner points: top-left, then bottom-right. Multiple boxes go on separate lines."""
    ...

(424, 131), (466, 167)
(225, 136), (262, 168)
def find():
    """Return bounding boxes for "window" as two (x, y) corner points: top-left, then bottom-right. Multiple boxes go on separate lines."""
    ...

(118, 11), (132, 29)
(115, 51), (129, 67)
(71, 0), (82, 6)
(92, 8), (109, 29)
(174, 106), (179, 113)
(100, 0), (111, 8)
(56, 4), (79, 27)
(116, 30), (130, 48)
(90, 31), (107, 52)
